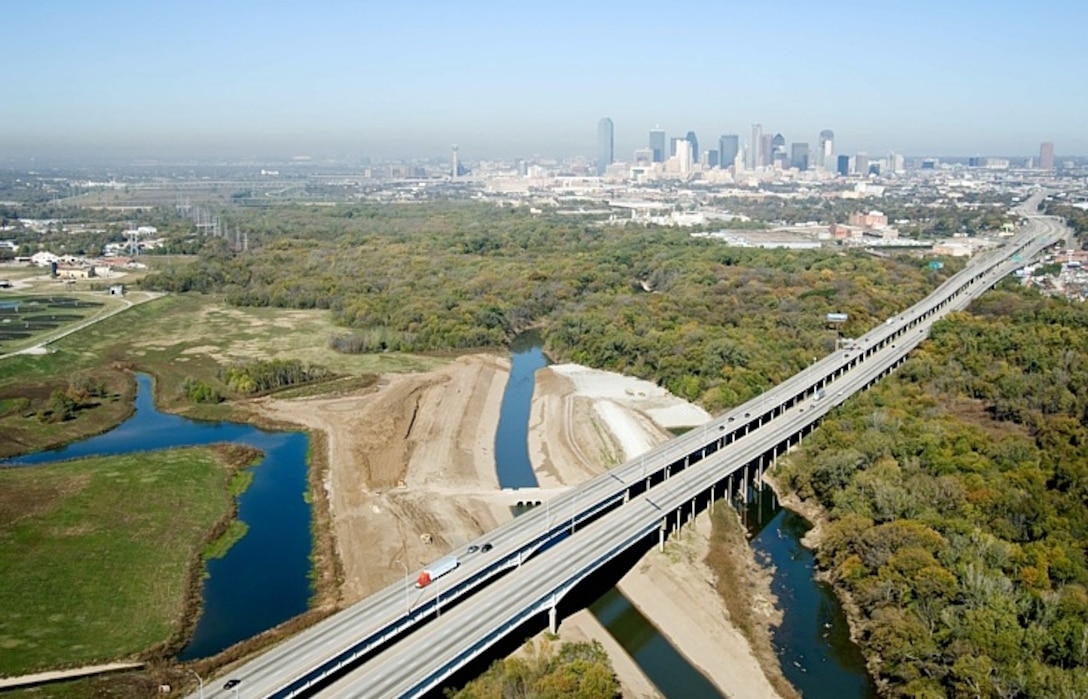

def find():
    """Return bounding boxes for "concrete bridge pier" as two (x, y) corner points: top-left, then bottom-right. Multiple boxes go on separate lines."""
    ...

(548, 603), (558, 634)
(658, 518), (666, 551)
(710, 485), (715, 514)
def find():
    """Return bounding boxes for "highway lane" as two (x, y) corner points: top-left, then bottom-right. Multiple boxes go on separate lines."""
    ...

(199, 204), (1064, 698)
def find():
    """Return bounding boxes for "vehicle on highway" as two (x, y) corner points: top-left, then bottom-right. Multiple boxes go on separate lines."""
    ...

(480, 543), (493, 553)
(223, 679), (240, 690)
(416, 555), (459, 588)
(467, 544), (479, 554)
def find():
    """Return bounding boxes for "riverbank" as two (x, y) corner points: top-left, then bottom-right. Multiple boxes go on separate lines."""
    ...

(253, 354), (793, 698)
(0, 445), (249, 677)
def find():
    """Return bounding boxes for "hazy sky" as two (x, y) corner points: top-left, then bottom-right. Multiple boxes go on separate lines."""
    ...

(3, 0), (1085, 161)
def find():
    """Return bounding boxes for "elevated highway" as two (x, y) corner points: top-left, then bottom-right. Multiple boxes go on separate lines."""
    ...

(200, 199), (1065, 698)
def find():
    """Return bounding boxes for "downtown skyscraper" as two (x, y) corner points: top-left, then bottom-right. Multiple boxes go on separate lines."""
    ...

(1039, 142), (1054, 170)
(597, 118), (614, 176)
(649, 127), (666, 163)
(719, 134), (739, 169)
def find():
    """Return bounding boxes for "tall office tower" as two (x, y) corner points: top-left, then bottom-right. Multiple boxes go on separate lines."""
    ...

(771, 134), (787, 169)
(890, 152), (905, 174)
(675, 139), (693, 173)
(451, 145), (459, 179)
(649, 127), (667, 163)
(818, 130), (834, 168)
(855, 152), (870, 176)
(1039, 142), (1054, 170)
(760, 134), (774, 169)
(670, 137), (684, 157)
(597, 117), (614, 176)
(791, 143), (810, 170)
(750, 124), (763, 168)
(837, 155), (850, 176)
(719, 135), (739, 169)
(685, 131), (699, 165)
(707, 150), (719, 168)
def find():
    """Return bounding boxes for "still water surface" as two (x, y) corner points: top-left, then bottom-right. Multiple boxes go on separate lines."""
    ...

(5, 373), (312, 660)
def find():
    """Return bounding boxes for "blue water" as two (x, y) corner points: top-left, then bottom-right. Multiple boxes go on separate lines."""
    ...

(743, 486), (877, 698)
(4, 373), (313, 660)
(493, 331), (548, 489)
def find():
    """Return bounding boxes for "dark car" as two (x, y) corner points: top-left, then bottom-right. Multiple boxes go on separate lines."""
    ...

(467, 544), (479, 554)
(480, 543), (493, 553)
(223, 679), (241, 690)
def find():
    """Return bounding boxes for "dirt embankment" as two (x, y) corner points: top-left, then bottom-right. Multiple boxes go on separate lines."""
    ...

(253, 355), (792, 699)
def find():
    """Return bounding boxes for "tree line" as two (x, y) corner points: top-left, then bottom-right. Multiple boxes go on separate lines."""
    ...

(140, 201), (960, 412)
(779, 284), (1088, 697)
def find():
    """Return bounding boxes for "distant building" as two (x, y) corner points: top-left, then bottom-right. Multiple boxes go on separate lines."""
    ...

(632, 148), (654, 166)
(790, 142), (810, 171)
(597, 118), (614, 176)
(706, 149), (719, 168)
(855, 152), (870, 176)
(719, 135), (739, 169)
(649, 127), (667, 163)
(818, 130), (834, 169)
(451, 145), (460, 179)
(685, 131), (699, 166)
(1040, 142), (1055, 170)
(760, 134), (773, 169)
(849, 210), (888, 229)
(836, 155), (850, 176)
(968, 156), (984, 167)
(109, 284), (125, 296)
(750, 124), (762, 168)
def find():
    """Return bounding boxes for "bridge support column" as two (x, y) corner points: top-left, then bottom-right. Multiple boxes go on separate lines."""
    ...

(710, 486), (715, 514)
(742, 465), (748, 503)
(727, 474), (733, 503)
(549, 604), (558, 635)
(659, 519), (666, 552)
(624, 489), (630, 504)
(691, 497), (696, 523)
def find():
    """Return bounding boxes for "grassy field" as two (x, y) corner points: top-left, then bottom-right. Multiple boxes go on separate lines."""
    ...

(0, 446), (251, 677)
(0, 291), (448, 457)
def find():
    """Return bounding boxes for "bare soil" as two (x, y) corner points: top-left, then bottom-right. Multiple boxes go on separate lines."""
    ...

(250, 356), (791, 698)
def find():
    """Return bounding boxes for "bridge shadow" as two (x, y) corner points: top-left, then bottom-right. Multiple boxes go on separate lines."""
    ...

(429, 533), (658, 698)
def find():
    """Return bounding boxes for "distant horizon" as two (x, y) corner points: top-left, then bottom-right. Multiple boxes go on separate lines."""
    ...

(3, 2), (1085, 162)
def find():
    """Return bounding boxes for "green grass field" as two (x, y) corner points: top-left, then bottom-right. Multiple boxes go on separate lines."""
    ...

(0, 446), (247, 676)
(0, 292), (448, 456)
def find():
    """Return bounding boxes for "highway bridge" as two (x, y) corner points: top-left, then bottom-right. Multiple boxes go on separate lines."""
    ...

(198, 198), (1066, 698)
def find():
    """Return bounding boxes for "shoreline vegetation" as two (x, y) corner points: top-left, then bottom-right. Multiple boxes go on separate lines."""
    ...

(0, 442), (259, 679)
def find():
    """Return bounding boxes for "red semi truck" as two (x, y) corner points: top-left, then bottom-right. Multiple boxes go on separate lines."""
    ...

(415, 555), (459, 588)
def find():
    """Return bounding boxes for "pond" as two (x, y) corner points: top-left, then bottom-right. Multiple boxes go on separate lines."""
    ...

(4, 373), (313, 660)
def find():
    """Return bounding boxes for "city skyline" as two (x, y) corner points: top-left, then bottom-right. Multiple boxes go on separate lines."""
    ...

(2, 1), (1085, 160)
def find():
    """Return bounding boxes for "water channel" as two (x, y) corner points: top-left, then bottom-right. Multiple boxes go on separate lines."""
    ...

(4, 373), (313, 661)
(496, 334), (876, 698)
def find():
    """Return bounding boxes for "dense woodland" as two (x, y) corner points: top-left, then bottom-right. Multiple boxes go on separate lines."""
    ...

(446, 639), (619, 699)
(141, 202), (959, 411)
(780, 285), (1088, 697)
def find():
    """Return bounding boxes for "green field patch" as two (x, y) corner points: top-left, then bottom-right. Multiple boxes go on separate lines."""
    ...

(203, 520), (249, 561)
(0, 447), (243, 676)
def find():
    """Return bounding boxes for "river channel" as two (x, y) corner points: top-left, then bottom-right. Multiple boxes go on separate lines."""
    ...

(4, 373), (312, 661)
(496, 334), (876, 698)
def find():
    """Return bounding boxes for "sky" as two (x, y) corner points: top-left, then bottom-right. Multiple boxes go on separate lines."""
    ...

(2, 0), (1086, 161)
